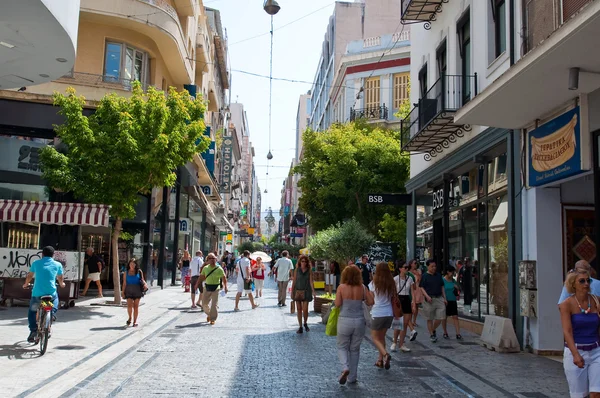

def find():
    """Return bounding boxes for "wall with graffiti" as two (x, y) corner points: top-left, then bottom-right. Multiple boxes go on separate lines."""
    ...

(0, 248), (84, 280)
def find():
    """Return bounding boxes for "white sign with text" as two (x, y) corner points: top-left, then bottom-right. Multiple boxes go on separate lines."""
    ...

(0, 248), (84, 281)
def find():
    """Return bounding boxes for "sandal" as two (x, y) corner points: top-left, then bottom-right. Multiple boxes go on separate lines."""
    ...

(384, 353), (391, 370)
(339, 370), (349, 385)
(133, 323), (138, 327)
(296, 327), (303, 334)
(126, 320), (131, 326)
(374, 360), (384, 368)
(304, 323), (310, 332)
(456, 334), (463, 340)
(443, 333), (450, 339)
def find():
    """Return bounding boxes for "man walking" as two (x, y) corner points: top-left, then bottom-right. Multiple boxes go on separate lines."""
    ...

(82, 247), (104, 297)
(235, 250), (259, 311)
(420, 259), (447, 342)
(273, 250), (294, 307)
(199, 253), (227, 325)
(358, 254), (373, 289)
(190, 250), (204, 309)
(23, 246), (66, 343)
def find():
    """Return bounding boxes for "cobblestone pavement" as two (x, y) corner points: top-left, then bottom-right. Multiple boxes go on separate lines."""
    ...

(1, 278), (569, 398)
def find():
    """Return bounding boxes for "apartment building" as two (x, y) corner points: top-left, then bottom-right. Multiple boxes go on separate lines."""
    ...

(402, 0), (599, 354)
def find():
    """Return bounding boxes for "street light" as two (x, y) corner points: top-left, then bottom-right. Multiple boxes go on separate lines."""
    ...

(263, 0), (280, 15)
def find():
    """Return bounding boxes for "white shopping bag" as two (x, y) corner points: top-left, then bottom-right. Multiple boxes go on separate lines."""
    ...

(220, 290), (227, 298)
(392, 317), (404, 331)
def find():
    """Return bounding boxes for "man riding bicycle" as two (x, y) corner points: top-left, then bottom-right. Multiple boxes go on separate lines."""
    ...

(22, 246), (66, 343)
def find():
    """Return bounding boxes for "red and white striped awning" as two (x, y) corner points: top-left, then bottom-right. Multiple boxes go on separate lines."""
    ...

(0, 200), (110, 227)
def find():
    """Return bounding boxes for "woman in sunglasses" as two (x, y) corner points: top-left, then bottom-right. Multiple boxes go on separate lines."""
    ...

(559, 268), (600, 398)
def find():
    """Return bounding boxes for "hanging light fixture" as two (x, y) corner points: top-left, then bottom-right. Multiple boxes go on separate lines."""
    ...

(267, 150), (273, 160)
(264, 189), (268, 193)
(263, 0), (281, 15)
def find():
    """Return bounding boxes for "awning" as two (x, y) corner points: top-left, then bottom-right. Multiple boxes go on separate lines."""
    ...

(221, 215), (234, 231)
(417, 226), (433, 235)
(489, 201), (508, 232)
(0, 200), (110, 227)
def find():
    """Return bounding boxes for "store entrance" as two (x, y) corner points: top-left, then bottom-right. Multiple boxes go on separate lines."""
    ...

(433, 217), (444, 267)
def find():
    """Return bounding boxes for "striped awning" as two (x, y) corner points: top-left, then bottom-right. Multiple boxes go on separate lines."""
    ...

(0, 200), (110, 227)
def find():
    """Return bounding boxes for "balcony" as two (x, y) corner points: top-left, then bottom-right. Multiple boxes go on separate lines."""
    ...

(401, 74), (477, 160)
(57, 72), (150, 92)
(401, 0), (448, 29)
(350, 105), (389, 122)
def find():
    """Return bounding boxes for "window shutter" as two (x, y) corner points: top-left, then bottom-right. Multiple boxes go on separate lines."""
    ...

(563, 0), (593, 21)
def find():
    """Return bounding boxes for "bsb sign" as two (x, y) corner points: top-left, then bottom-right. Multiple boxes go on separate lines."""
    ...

(367, 194), (412, 206)
(528, 106), (588, 187)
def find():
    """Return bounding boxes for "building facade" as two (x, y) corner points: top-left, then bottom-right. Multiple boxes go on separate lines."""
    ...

(402, 0), (598, 354)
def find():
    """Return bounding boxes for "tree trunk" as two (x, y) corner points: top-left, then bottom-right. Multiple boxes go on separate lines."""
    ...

(111, 217), (123, 304)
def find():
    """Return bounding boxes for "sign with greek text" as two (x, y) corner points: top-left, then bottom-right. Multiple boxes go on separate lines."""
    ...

(0, 248), (84, 280)
(0, 136), (46, 176)
(528, 107), (586, 187)
(220, 137), (233, 193)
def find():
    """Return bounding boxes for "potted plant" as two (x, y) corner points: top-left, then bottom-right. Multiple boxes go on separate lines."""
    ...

(314, 292), (335, 313)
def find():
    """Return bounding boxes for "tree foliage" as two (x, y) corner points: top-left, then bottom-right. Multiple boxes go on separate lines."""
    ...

(308, 218), (375, 264)
(236, 241), (264, 254)
(378, 211), (407, 259)
(40, 82), (209, 302)
(294, 121), (410, 235)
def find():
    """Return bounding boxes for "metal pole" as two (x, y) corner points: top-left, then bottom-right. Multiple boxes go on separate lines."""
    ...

(171, 169), (181, 286)
(157, 187), (168, 289)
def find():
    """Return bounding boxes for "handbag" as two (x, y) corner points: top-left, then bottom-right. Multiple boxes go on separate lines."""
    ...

(392, 289), (403, 319)
(362, 286), (373, 329)
(239, 262), (253, 291)
(325, 305), (340, 336)
(294, 290), (306, 301)
(139, 271), (148, 296)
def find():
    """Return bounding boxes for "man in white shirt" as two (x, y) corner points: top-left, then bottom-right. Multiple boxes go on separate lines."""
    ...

(235, 250), (258, 311)
(190, 250), (204, 309)
(273, 250), (294, 307)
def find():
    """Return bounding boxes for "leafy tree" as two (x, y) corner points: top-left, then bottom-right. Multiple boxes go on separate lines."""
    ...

(294, 121), (409, 235)
(378, 211), (407, 259)
(40, 82), (209, 303)
(236, 241), (263, 254)
(308, 218), (374, 264)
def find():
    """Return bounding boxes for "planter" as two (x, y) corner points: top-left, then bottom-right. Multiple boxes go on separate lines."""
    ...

(321, 302), (332, 324)
(314, 296), (334, 313)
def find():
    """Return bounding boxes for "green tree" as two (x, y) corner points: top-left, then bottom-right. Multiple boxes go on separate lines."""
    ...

(308, 218), (374, 264)
(294, 121), (410, 235)
(40, 82), (209, 303)
(378, 211), (407, 259)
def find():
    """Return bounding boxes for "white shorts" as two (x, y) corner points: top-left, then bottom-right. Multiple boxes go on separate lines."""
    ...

(254, 279), (264, 290)
(325, 274), (335, 285)
(564, 346), (600, 398)
(88, 272), (101, 282)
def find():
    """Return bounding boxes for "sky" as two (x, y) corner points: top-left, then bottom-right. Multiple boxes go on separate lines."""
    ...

(204, 0), (337, 216)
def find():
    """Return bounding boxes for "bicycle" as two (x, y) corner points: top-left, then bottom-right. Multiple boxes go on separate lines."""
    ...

(35, 295), (54, 356)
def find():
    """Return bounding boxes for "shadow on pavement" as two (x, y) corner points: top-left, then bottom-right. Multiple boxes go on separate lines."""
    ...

(0, 342), (41, 360)
(2, 305), (116, 326)
(174, 321), (209, 329)
(89, 326), (127, 331)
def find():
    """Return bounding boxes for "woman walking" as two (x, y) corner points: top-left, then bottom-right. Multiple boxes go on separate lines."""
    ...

(409, 259), (424, 327)
(334, 265), (374, 385)
(121, 258), (147, 327)
(560, 268), (600, 398)
(442, 265), (463, 339)
(291, 255), (315, 334)
(369, 262), (396, 370)
(391, 262), (418, 352)
(179, 250), (191, 290)
(252, 257), (266, 298)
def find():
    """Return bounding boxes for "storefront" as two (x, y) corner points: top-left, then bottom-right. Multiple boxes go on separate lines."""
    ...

(407, 126), (520, 326)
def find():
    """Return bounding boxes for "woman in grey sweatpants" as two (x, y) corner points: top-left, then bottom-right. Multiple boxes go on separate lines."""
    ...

(334, 265), (375, 385)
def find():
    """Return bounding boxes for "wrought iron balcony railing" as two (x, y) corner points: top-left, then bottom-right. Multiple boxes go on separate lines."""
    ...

(350, 104), (389, 122)
(401, 0), (449, 29)
(401, 74), (477, 155)
(57, 71), (150, 92)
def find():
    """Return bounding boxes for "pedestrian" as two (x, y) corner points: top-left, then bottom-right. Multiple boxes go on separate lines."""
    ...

(459, 257), (475, 314)
(23, 246), (66, 343)
(409, 259), (424, 327)
(420, 259), (447, 342)
(332, 260), (341, 291)
(82, 247), (104, 297)
(179, 250), (191, 290)
(199, 253), (228, 325)
(358, 254), (373, 289)
(442, 265), (462, 340)
(190, 250), (204, 309)
(559, 268), (600, 398)
(291, 255), (315, 334)
(369, 262), (396, 370)
(559, 260), (600, 303)
(252, 256), (266, 298)
(273, 250), (294, 307)
(150, 249), (158, 287)
(334, 264), (374, 385)
(235, 250), (259, 311)
(121, 258), (147, 327)
(391, 262), (418, 352)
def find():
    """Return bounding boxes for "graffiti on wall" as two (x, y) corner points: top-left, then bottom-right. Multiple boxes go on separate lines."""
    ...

(0, 248), (84, 280)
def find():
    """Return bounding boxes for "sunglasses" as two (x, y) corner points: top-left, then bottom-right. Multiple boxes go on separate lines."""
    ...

(578, 278), (592, 285)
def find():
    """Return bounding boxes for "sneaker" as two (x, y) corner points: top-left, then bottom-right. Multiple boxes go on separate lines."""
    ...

(277, 303), (282, 307)
(400, 345), (411, 352)
(430, 334), (438, 342)
(432, 330), (437, 337)
(27, 332), (36, 343)
(456, 334), (463, 340)
(409, 330), (418, 341)
(390, 343), (397, 352)
(443, 333), (449, 339)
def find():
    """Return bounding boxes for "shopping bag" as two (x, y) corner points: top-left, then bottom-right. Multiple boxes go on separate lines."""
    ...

(392, 317), (404, 331)
(325, 306), (340, 336)
(322, 303), (333, 324)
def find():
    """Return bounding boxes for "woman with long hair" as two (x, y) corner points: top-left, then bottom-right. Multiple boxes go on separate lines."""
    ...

(334, 265), (374, 385)
(409, 259), (423, 327)
(391, 262), (418, 352)
(252, 257), (266, 298)
(291, 255), (315, 334)
(369, 262), (397, 370)
(121, 258), (147, 327)
(179, 250), (192, 290)
(560, 269), (600, 398)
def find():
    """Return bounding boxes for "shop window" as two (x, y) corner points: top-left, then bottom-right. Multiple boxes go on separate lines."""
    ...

(416, 204), (433, 261)
(103, 42), (150, 87)
(487, 195), (509, 317)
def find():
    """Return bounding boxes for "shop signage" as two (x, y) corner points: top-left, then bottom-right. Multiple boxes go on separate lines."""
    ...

(0, 248), (83, 280)
(248, 228), (255, 235)
(179, 218), (192, 233)
(226, 233), (232, 241)
(367, 193), (412, 206)
(0, 136), (46, 176)
(290, 233), (303, 238)
(528, 106), (587, 187)
(297, 228), (306, 233)
(199, 185), (212, 196)
(432, 188), (458, 211)
(220, 136), (233, 193)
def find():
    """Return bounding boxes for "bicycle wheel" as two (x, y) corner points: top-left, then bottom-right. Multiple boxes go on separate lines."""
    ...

(39, 311), (50, 355)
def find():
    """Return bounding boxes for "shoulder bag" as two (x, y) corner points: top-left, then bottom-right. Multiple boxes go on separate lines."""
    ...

(239, 262), (253, 291)
(363, 286), (373, 328)
(391, 284), (403, 318)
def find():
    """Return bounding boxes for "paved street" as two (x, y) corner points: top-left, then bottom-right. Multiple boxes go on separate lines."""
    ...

(0, 278), (568, 398)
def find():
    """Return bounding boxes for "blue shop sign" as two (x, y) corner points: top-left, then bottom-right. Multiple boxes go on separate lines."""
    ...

(528, 106), (585, 187)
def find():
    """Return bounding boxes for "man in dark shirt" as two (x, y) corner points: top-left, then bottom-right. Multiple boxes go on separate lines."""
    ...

(358, 254), (373, 289)
(420, 259), (447, 342)
(82, 247), (104, 297)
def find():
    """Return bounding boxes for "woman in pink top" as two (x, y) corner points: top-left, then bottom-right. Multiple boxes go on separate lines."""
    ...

(252, 257), (266, 298)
